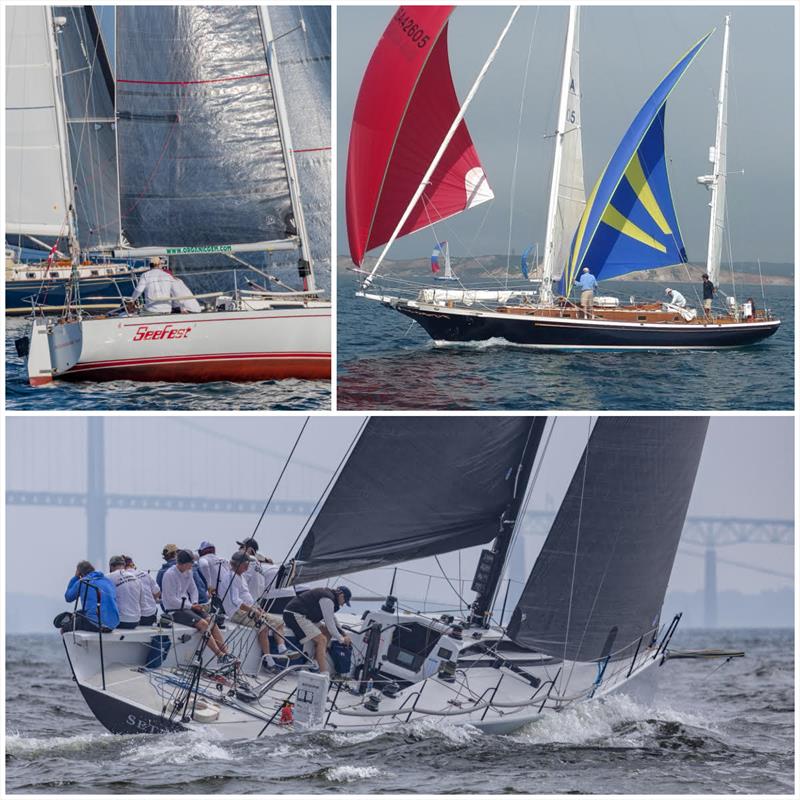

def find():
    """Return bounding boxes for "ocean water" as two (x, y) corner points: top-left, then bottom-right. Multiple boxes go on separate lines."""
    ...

(5, 318), (330, 411)
(337, 273), (794, 410)
(5, 629), (793, 794)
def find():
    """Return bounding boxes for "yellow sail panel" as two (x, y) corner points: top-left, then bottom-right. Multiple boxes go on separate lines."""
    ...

(600, 205), (667, 253)
(624, 153), (672, 235)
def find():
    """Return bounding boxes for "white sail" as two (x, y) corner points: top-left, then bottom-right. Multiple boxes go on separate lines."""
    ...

(541, 6), (585, 303)
(700, 15), (730, 287)
(5, 6), (74, 239)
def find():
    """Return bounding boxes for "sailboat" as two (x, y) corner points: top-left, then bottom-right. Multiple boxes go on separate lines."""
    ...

(60, 416), (742, 739)
(348, 7), (780, 350)
(9, 6), (331, 386)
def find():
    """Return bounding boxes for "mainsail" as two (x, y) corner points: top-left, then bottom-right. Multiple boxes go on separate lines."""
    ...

(55, 6), (119, 251)
(559, 32), (712, 296)
(115, 6), (293, 250)
(5, 6), (73, 239)
(508, 417), (709, 662)
(346, 6), (494, 267)
(295, 418), (545, 581)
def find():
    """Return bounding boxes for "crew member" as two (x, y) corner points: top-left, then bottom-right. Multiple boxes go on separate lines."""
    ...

(702, 273), (715, 318)
(157, 543), (207, 603)
(577, 267), (598, 318)
(221, 552), (289, 670)
(664, 287), (687, 308)
(127, 257), (177, 315)
(123, 555), (160, 626)
(237, 538), (268, 601)
(64, 560), (120, 632)
(197, 541), (229, 600)
(163, 266), (202, 313)
(283, 586), (353, 673)
(161, 550), (231, 661)
(107, 555), (146, 629)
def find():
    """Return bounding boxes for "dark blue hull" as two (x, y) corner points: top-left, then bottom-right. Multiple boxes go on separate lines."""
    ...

(6, 274), (138, 315)
(395, 303), (781, 349)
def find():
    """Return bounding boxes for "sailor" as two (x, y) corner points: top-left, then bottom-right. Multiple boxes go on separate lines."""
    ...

(127, 257), (177, 315)
(664, 287), (687, 308)
(64, 561), (120, 633)
(702, 273), (715, 318)
(282, 586), (353, 673)
(107, 555), (147, 629)
(220, 552), (289, 671)
(197, 541), (229, 601)
(258, 559), (298, 615)
(123, 555), (161, 626)
(161, 550), (231, 661)
(236, 538), (268, 601)
(157, 543), (208, 603)
(163, 266), (202, 314)
(577, 267), (598, 318)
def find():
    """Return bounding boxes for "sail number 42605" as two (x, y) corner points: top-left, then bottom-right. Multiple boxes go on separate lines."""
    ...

(394, 9), (430, 48)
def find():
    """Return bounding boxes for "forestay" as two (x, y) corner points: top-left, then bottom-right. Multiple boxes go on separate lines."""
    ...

(5, 6), (72, 238)
(345, 6), (494, 267)
(559, 33), (712, 296)
(508, 417), (708, 662)
(295, 418), (544, 581)
(115, 6), (293, 250)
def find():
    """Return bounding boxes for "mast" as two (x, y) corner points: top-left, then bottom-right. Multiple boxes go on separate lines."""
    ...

(699, 15), (730, 288)
(468, 417), (546, 628)
(443, 241), (452, 280)
(363, 7), (520, 288)
(258, 8), (317, 293)
(540, 6), (579, 306)
(48, 9), (80, 263)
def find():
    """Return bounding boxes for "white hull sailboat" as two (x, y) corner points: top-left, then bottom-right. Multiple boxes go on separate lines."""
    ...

(7, 6), (331, 386)
(59, 417), (741, 739)
(347, 7), (779, 350)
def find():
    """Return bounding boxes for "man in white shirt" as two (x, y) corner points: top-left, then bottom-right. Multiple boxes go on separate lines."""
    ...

(124, 555), (160, 626)
(197, 541), (229, 597)
(127, 257), (177, 314)
(107, 555), (147, 629)
(168, 271), (203, 314)
(162, 550), (231, 661)
(237, 538), (268, 600)
(221, 552), (288, 670)
(665, 287), (687, 309)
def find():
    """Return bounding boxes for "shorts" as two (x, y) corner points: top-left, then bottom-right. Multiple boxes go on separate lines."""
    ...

(139, 614), (158, 626)
(167, 608), (208, 627)
(117, 620), (138, 630)
(283, 611), (322, 644)
(73, 611), (113, 634)
(580, 290), (594, 308)
(703, 298), (713, 310)
(232, 608), (283, 630)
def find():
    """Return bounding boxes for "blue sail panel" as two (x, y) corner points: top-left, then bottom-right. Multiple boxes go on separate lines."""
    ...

(559, 32), (711, 296)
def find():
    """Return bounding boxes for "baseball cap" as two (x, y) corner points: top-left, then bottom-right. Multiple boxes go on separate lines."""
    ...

(236, 538), (259, 552)
(198, 540), (215, 553)
(336, 585), (352, 606)
(230, 552), (250, 567)
(162, 543), (178, 559)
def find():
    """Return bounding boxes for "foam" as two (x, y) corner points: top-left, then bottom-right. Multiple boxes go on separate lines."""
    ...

(324, 765), (383, 783)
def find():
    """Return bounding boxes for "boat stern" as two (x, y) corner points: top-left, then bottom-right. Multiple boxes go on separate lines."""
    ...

(26, 318), (55, 387)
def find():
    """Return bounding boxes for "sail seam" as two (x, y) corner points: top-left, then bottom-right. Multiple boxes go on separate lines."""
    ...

(117, 72), (270, 86)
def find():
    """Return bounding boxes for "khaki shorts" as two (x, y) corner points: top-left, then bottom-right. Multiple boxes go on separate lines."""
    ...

(283, 611), (322, 643)
(703, 298), (713, 310)
(580, 290), (594, 310)
(231, 608), (283, 630)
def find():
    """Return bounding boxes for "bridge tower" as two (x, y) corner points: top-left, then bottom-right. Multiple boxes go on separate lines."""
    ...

(86, 418), (107, 568)
(704, 546), (718, 628)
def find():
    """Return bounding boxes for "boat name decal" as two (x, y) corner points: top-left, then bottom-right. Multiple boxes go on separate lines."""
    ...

(165, 245), (233, 255)
(133, 324), (192, 342)
(125, 713), (170, 734)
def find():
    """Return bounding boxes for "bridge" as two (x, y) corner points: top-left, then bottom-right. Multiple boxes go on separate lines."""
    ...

(7, 418), (793, 627)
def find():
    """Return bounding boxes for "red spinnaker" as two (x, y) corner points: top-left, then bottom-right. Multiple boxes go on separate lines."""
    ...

(346, 6), (494, 266)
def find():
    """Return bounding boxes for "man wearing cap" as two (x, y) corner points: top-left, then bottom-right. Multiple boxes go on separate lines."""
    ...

(283, 586), (353, 674)
(702, 273), (715, 318)
(161, 550), (231, 661)
(197, 541), (229, 602)
(123, 556), (160, 626)
(127, 257), (178, 315)
(664, 287), (687, 309)
(236, 538), (269, 601)
(220, 552), (289, 671)
(64, 560), (120, 633)
(577, 267), (598, 319)
(107, 555), (147, 629)
(157, 543), (207, 603)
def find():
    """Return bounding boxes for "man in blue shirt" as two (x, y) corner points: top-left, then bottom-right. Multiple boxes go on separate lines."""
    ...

(577, 267), (598, 318)
(64, 560), (120, 632)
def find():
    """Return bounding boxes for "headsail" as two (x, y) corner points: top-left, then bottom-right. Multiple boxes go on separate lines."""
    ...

(55, 6), (120, 251)
(5, 7), (73, 239)
(295, 418), (544, 582)
(559, 32), (712, 296)
(115, 6), (293, 250)
(508, 417), (709, 662)
(346, 7), (494, 267)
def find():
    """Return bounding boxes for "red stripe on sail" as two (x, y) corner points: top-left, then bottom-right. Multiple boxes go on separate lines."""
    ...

(346, 7), (490, 266)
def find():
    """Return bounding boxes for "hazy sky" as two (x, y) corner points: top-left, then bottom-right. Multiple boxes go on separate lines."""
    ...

(337, 5), (794, 265)
(5, 416), (794, 614)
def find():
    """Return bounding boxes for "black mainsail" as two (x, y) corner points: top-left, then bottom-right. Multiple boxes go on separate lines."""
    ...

(295, 418), (545, 582)
(508, 417), (709, 662)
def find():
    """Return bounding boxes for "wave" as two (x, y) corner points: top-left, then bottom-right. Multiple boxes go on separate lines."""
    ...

(5, 731), (117, 759)
(323, 765), (383, 783)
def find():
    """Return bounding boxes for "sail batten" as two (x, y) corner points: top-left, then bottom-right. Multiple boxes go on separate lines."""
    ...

(508, 417), (709, 662)
(295, 418), (544, 582)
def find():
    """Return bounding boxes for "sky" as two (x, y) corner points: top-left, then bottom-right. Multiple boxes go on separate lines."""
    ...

(5, 415), (794, 629)
(337, 5), (795, 265)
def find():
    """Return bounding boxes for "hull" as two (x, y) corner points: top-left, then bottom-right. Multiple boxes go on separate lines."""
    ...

(26, 304), (331, 386)
(393, 301), (781, 349)
(6, 273), (140, 316)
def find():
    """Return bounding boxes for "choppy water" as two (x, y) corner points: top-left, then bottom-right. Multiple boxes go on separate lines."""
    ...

(6, 629), (793, 794)
(5, 318), (330, 411)
(337, 274), (794, 410)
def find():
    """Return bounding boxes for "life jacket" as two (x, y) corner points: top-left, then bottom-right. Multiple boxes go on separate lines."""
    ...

(285, 587), (338, 622)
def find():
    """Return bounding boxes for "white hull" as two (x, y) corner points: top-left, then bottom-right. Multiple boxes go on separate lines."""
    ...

(26, 302), (331, 385)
